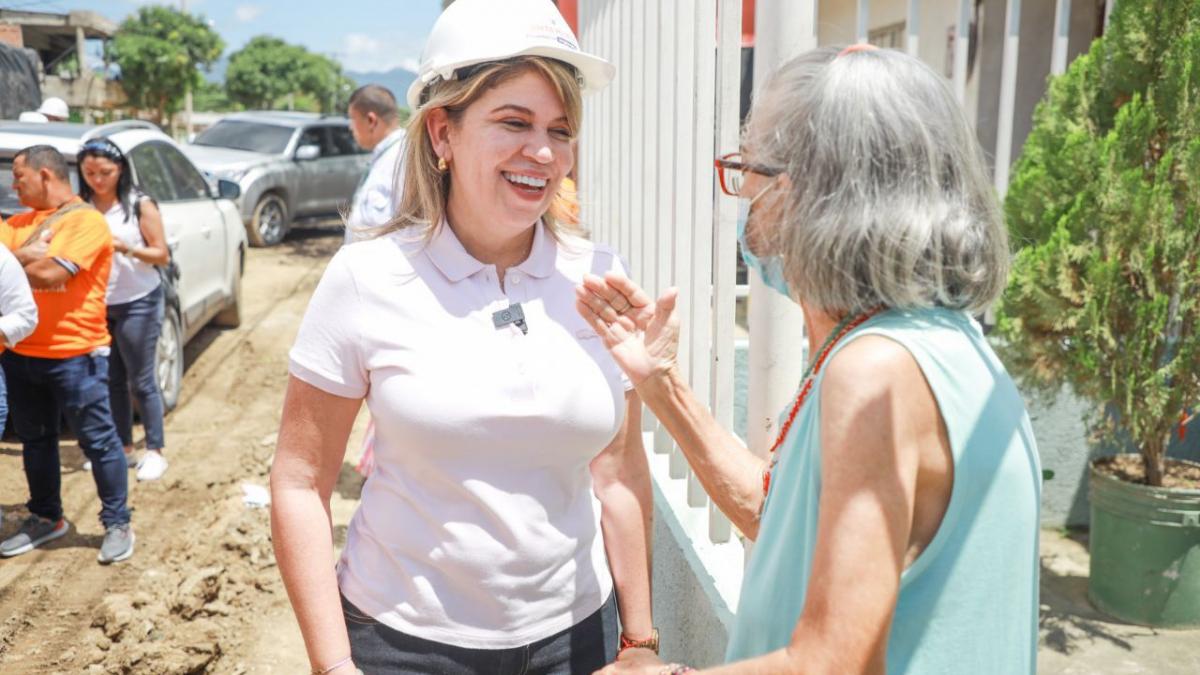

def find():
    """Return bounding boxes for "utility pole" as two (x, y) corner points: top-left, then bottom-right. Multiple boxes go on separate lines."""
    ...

(181, 0), (193, 139)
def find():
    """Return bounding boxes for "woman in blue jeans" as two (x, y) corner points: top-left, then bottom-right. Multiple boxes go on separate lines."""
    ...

(78, 137), (171, 481)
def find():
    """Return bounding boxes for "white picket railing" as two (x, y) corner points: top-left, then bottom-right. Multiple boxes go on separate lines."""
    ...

(577, 0), (748, 615)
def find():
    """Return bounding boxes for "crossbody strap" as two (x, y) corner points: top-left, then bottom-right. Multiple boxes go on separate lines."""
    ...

(19, 200), (94, 248)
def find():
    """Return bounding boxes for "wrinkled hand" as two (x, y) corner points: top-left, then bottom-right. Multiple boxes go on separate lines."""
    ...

(594, 648), (665, 675)
(575, 272), (679, 387)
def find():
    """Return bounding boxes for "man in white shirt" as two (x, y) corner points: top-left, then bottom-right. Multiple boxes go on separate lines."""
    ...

(344, 85), (406, 244)
(0, 241), (38, 430)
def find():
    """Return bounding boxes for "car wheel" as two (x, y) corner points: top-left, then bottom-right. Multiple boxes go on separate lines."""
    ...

(213, 250), (243, 328)
(248, 193), (289, 247)
(156, 306), (184, 412)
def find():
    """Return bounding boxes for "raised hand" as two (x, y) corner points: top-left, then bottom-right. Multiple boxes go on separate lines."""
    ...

(575, 272), (680, 387)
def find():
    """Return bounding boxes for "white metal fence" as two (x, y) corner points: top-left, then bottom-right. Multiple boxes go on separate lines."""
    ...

(577, 0), (744, 557)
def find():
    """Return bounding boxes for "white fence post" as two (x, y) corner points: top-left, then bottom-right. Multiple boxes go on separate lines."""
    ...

(709, 0), (742, 544)
(856, 0), (870, 44)
(745, 0), (815, 521)
(952, 0), (971, 104)
(906, 0), (920, 56)
(993, 0), (1022, 197)
(1050, 0), (1072, 76)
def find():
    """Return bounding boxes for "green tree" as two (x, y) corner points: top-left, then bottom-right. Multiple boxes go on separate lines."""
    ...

(998, 0), (1200, 486)
(226, 37), (354, 112)
(225, 36), (307, 109)
(110, 5), (224, 124)
(192, 79), (239, 112)
(296, 52), (357, 114)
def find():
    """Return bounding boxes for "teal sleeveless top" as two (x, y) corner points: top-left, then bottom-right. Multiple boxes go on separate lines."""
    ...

(725, 308), (1040, 673)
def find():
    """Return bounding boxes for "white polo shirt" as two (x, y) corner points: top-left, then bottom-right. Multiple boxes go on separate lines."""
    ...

(289, 220), (629, 648)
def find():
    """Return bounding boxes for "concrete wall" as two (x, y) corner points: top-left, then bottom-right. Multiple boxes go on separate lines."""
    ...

(651, 498), (733, 666)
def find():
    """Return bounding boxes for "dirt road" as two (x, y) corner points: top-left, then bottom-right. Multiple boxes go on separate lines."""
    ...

(0, 228), (366, 674)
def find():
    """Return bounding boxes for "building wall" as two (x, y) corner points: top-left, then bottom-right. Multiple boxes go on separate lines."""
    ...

(815, 0), (961, 73)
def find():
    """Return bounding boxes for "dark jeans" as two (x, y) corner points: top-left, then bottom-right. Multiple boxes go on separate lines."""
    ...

(107, 285), (165, 450)
(1, 350), (131, 527)
(343, 593), (618, 675)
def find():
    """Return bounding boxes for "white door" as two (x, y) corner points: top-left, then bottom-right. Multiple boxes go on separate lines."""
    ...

(128, 142), (221, 329)
(154, 143), (228, 311)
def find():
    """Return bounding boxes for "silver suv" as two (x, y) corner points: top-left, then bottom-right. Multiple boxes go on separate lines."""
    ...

(0, 120), (247, 410)
(184, 111), (370, 246)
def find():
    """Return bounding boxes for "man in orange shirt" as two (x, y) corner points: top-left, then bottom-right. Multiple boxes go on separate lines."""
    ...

(0, 145), (133, 564)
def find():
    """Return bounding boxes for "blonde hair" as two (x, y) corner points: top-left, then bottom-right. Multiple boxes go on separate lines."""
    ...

(747, 47), (1009, 315)
(380, 56), (585, 240)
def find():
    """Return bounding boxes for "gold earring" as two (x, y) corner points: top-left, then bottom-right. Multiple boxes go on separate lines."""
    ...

(437, 156), (448, 172)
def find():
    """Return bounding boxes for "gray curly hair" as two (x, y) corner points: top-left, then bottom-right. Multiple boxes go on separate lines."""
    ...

(745, 46), (1008, 316)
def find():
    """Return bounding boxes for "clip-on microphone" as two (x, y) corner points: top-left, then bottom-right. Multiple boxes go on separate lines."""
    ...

(492, 303), (528, 335)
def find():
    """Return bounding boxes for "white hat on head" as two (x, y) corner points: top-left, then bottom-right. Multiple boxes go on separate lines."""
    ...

(407, 0), (614, 110)
(36, 97), (69, 120)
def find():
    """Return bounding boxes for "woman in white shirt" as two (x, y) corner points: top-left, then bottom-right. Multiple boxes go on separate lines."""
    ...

(271, 2), (654, 674)
(78, 138), (171, 481)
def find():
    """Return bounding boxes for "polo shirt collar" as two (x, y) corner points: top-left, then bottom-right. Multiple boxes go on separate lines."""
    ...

(425, 219), (557, 283)
(514, 220), (556, 279)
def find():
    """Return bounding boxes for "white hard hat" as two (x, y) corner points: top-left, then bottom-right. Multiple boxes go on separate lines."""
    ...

(18, 111), (48, 123)
(36, 97), (69, 120)
(407, 0), (614, 110)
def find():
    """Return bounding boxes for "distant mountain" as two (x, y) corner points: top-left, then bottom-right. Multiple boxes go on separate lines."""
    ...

(343, 67), (418, 108)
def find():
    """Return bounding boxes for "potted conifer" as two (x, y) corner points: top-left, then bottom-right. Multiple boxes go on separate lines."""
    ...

(997, 0), (1200, 627)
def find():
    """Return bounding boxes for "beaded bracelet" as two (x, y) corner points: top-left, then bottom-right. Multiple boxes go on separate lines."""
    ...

(658, 664), (695, 675)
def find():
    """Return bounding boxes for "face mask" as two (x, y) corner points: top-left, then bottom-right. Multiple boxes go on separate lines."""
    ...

(737, 185), (791, 299)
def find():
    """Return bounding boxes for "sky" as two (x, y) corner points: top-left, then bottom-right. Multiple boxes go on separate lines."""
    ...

(12, 0), (443, 73)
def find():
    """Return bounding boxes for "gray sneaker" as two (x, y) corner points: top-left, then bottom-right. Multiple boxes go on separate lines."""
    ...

(0, 515), (70, 557)
(97, 523), (135, 564)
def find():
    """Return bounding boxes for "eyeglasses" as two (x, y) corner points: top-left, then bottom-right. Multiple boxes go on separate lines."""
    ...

(714, 152), (782, 197)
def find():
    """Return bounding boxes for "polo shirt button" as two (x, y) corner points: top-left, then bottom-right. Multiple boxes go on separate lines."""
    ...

(511, 275), (521, 284)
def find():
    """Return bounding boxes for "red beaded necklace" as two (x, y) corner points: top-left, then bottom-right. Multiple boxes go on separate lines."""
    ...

(761, 308), (881, 497)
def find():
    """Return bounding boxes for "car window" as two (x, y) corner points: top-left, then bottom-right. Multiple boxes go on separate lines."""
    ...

(297, 128), (324, 157)
(128, 144), (177, 203)
(329, 126), (363, 156)
(152, 142), (211, 201)
(316, 127), (339, 158)
(193, 120), (294, 154)
(0, 160), (22, 216)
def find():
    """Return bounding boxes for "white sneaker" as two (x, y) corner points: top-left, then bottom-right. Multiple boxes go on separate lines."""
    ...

(136, 451), (168, 481)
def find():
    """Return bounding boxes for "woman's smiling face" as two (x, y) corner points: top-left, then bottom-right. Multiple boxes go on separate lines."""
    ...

(437, 69), (575, 234)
